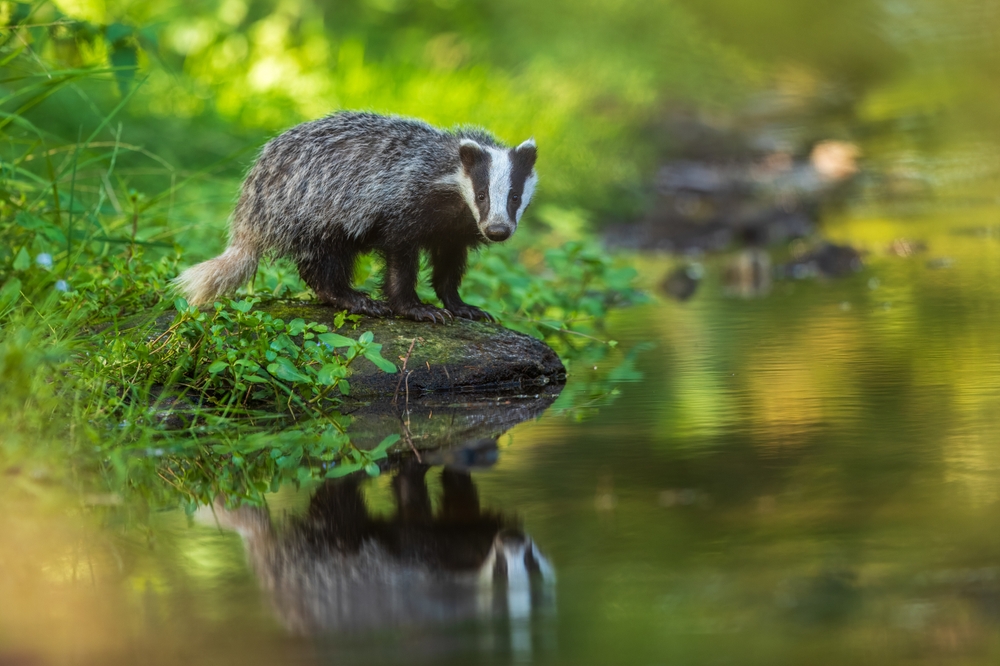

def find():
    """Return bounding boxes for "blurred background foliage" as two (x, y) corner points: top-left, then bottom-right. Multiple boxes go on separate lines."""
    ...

(3, 0), (996, 249)
(1, 0), (755, 238)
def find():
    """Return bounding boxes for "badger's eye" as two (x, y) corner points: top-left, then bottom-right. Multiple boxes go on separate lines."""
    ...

(510, 193), (520, 203)
(476, 191), (486, 201)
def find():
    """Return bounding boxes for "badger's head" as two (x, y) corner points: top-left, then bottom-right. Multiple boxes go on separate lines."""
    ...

(478, 529), (556, 586)
(457, 138), (538, 242)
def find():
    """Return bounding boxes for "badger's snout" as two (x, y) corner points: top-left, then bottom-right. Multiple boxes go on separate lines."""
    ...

(484, 223), (512, 242)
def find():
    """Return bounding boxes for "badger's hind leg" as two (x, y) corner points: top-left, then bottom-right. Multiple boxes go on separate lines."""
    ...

(297, 244), (389, 317)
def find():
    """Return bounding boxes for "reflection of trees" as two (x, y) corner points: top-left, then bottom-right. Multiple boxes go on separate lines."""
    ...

(206, 464), (555, 636)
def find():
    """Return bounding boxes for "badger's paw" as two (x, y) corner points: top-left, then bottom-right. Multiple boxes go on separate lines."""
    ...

(349, 298), (391, 318)
(318, 292), (390, 318)
(395, 304), (454, 324)
(448, 304), (496, 323)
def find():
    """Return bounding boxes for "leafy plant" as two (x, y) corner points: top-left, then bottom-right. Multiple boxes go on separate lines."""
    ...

(93, 296), (397, 418)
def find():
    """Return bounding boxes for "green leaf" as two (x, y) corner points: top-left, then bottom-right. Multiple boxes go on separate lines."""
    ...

(39, 225), (66, 246)
(318, 332), (356, 348)
(104, 22), (132, 44)
(364, 462), (381, 477)
(363, 348), (398, 373)
(109, 44), (138, 96)
(244, 374), (269, 383)
(174, 297), (189, 312)
(287, 318), (307, 336)
(326, 462), (361, 478)
(14, 212), (48, 229)
(359, 331), (374, 344)
(372, 433), (400, 454)
(0, 278), (22, 316)
(12, 247), (30, 271)
(207, 360), (228, 374)
(317, 363), (347, 385)
(267, 357), (310, 383)
(270, 334), (294, 352)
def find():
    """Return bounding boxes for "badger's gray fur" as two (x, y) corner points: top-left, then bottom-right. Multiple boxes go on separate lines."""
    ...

(200, 466), (555, 636)
(175, 111), (538, 322)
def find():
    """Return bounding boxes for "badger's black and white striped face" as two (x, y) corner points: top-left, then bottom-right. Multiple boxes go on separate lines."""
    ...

(477, 530), (556, 587)
(456, 138), (538, 242)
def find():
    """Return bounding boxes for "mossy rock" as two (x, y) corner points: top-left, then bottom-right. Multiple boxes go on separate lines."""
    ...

(144, 300), (566, 399)
(259, 301), (565, 397)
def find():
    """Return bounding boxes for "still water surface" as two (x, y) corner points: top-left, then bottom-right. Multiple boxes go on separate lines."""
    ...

(3, 205), (1000, 665)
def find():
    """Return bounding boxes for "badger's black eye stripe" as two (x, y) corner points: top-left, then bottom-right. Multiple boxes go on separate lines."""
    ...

(507, 146), (535, 220)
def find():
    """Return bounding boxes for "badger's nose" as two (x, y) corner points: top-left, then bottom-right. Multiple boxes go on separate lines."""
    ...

(485, 224), (512, 242)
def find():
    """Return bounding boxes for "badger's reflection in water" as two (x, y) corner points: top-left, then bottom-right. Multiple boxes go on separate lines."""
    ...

(206, 462), (555, 640)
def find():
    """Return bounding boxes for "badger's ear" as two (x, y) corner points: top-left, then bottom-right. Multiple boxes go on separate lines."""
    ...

(514, 138), (537, 170)
(459, 139), (484, 172)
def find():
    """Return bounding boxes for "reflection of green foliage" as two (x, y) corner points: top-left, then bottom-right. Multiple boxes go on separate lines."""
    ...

(113, 425), (400, 510)
(551, 341), (656, 421)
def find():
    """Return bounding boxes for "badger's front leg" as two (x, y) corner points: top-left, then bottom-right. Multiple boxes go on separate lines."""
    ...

(384, 249), (453, 323)
(430, 244), (495, 322)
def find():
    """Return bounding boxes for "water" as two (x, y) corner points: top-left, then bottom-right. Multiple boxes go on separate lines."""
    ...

(4, 205), (1000, 665)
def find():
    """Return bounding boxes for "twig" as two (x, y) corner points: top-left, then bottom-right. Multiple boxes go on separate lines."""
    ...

(393, 338), (418, 404)
(399, 418), (422, 463)
(405, 364), (412, 407)
(389, 338), (422, 461)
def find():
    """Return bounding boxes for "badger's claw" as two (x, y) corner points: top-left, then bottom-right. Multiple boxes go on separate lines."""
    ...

(447, 304), (495, 322)
(396, 304), (453, 324)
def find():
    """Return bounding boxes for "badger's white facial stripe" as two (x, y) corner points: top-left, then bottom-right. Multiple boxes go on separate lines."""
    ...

(485, 146), (513, 225)
(436, 169), (480, 224)
(531, 542), (556, 583)
(516, 171), (537, 222)
(516, 137), (536, 151)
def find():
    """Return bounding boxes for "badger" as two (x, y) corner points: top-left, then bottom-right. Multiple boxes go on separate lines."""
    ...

(174, 111), (538, 323)
(199, 465), (556, 636)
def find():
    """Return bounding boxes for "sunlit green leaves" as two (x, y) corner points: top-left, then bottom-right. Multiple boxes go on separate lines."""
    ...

(90, 297), (398, 417)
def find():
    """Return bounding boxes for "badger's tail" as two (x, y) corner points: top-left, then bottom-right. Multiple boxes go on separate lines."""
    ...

(173, 238), (261, 306)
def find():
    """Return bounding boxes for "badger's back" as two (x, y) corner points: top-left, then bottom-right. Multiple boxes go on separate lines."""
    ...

(235, 112), (489, 256)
